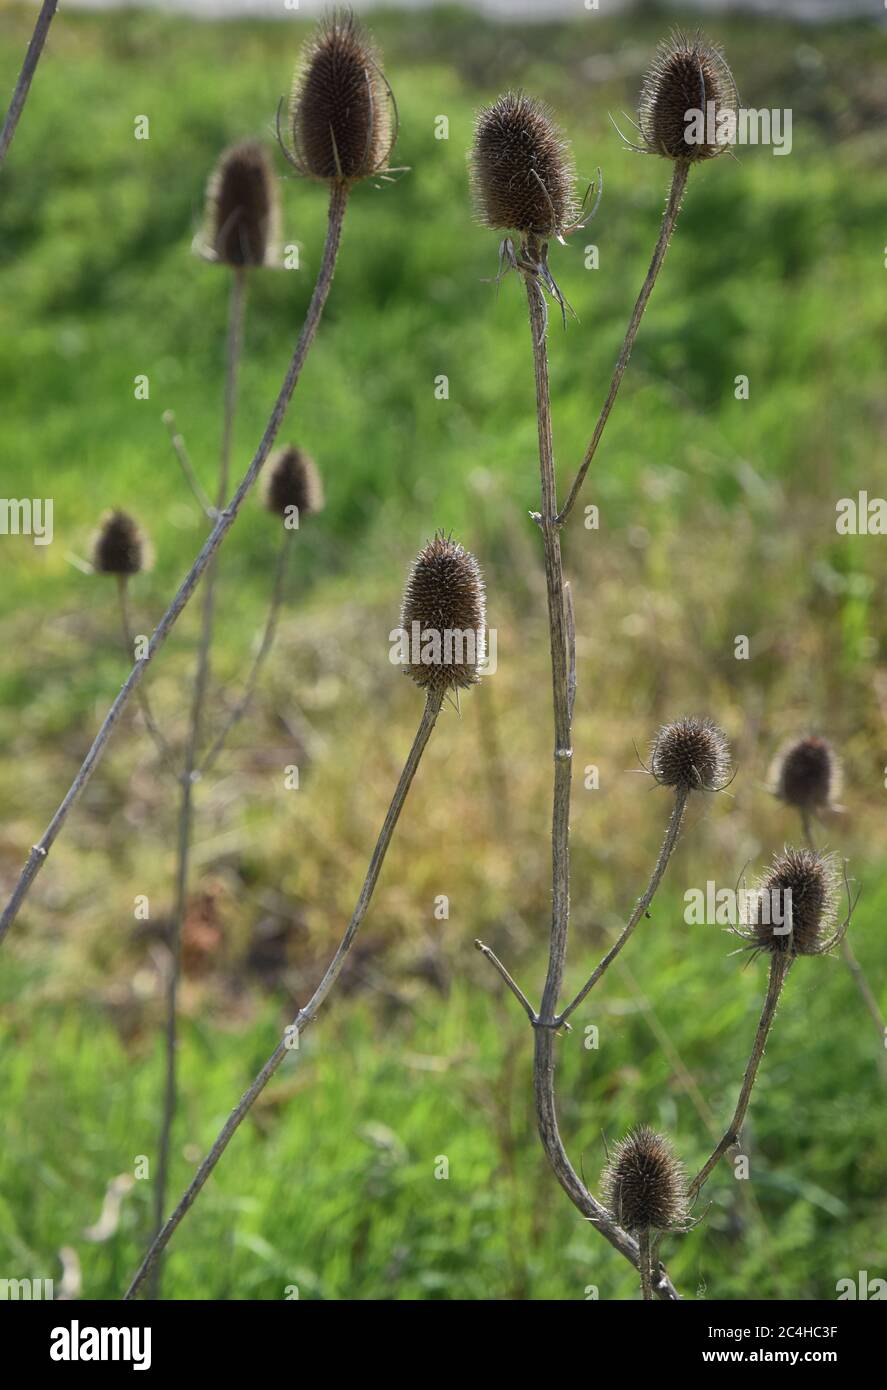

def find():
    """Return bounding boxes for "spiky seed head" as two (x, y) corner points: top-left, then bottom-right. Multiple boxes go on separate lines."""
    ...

(92, 510), (150, 577)
(289, 10), (392, 184)
(399, 533), (486, 695)
(651, 716), (731, 793)
(747, 847), (841, 958)
(638, 30), (737, 163)
(602, 1127), (689, 1234)
(470, 91), (578, 239)
(771, 735), (840, 813)
(263, 446), (324, 522)
(205, 140), (280, 268)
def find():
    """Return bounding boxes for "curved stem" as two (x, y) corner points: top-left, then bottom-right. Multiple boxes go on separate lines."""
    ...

(557, 161), (689, 527)
(558, 787), (688, 1025)
(522, 259), (680, 1301)
(115, 577), (177, 777)
(200, 527), (294, 776)
(0, 0), (58, 171)
(688, 953), (790, 1202)
(0, 182), (350, 946)
(123, 687), (444, 1300)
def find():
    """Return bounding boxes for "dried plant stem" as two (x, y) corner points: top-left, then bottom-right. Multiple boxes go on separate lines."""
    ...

(164, 413), (216, 521)
(522, 258), (680, 1301)
(557, 160), (689, 527)
(800, 810), (886, 1078)
(124, 686), (445, 1300)
(558, 787), (688, 1025)
(149, 265), (249, 1298)
(200, 527), (295, 776)
(688, 954), (790, 1202)
(116, 578), (176, 776)
(0, 182), (350, 947)
(0, 0), (58, 171)
(638, 1229), (653, 1301)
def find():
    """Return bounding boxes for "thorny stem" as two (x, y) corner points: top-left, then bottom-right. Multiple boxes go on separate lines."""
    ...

(522, 252), (680, 1301)
(688, 953), (791, 1202)
(124, 686), (445, 1300)
(800, 810), (886, 1080)
(0, 182), (350, 947)
(557, 787), (688, 1025)
(116, 578), (177, 777)
(149, 265), (249, 1297)
(0, 0), (58, 172)
(557, 161), (689, 527)
(200, 527), (295, 776)
(638, 1229), (653, 1302)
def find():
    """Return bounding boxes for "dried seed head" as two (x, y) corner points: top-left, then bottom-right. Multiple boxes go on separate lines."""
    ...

(651, 716), (731, 793)
(638, 30), (737, 163)
(399, 532), (486, 695)
(289, 10), (393, 184)
(746, 847), (841, 959)
(92, 510), (150, 577)
(263, 446), (324, 521)
(602, 1127), (689, 1234)
(470, 91), (578, 239)
(771, 735), (840, 813)
(205, 140), (280, 268)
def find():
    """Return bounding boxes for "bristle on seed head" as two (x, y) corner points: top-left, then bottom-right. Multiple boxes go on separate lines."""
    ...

(92, 510), (150, 577)
(744, 847), (842, 959)
(771, 736), (840, 813)
(289, 9), (393, 183)
(263, 446), (324, 521)
(637, 30), (737, 163)
(650, 716), (731, 793)
(602, 1126), (689, 1234)
(205, 140), (279, 268)
(400, 532), (486, 696)
(470, 91), (578, 239)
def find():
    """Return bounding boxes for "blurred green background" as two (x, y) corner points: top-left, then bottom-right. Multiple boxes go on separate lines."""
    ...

(1, 3), (886, 1300)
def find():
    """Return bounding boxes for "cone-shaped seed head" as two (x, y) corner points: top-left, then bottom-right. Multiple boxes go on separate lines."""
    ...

(206, 139), (279, 267)
(470, 91), (578, 239)
(602, 1127), (689, 1234)
(290, 10), (392, 183)
(749, 847), (840, 958)
(638, 30), (737, 162)
(771, 735), (839, 812)
(400, 533), (486, 695)
(651, 716), (731, 792)
(92, 510), (150, 577)
(263, 446), (324, 521)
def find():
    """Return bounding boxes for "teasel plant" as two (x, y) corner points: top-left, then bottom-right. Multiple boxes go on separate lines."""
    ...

(769, 735), (885, 1080)
(0, 9), (397, 948)
(0, 0), (59, 172)
(689, 845), (854, 1200)
(122, 533), (487, 1298)
(467, 34), (756, 1300)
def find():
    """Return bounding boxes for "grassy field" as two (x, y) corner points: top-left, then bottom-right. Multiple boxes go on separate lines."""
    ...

(1, 4), (886, 1300)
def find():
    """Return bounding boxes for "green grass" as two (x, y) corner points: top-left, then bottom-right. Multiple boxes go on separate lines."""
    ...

(1, 5), (886, 1300)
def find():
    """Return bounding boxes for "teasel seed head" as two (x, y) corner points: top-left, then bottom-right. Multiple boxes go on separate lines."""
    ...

(743, 847), (843, 959)
(399, 532), (486, 696)
(650, 716), (731, 793)
(602, 1126), (689, 1234)
(92, 510), (150, 578)
(770, 735), (841, 813)
(637, 30), (737, 163)
(470, 91), (578, 240)
(263, 446), (324, 522)
(288, 9), (394, 184)
(204, 139), (280, 268)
